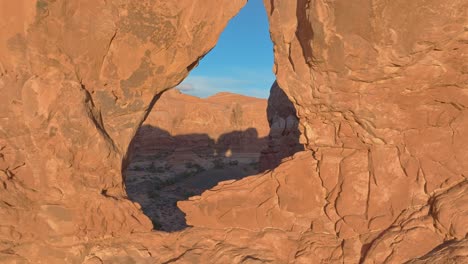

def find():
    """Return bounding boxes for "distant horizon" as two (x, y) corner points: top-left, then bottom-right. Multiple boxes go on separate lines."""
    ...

(171, 88), (268, 100)
(177, 0), (275, 99)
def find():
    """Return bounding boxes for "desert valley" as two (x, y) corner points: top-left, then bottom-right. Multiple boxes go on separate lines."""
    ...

(0, 0), (467, 263)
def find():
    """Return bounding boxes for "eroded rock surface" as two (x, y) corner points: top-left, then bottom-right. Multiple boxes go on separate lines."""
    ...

(0, 0), (246, 250)
(124, 89), (268, 231)
(131, 89), (269, 156)
(179, 0), (468, 262)
(1, 0), (467, 263)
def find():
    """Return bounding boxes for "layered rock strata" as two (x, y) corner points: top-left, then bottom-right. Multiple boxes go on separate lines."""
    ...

(132, 89), (269, 156)
(180, 0), (468, 262)
(0, 0), (246, 244)
(124, 89), (269, 231)
(0, 0), (467, 263)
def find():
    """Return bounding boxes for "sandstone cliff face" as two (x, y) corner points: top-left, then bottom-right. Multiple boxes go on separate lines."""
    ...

(180, 0), (468, 262)
(132, 89), (269, 155)
(0, 0), (246, 245)
(1, 0), (467, 263)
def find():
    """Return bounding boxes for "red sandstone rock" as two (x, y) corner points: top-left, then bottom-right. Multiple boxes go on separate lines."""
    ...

(180, 0), (468, 262)
(0, 0), (247, 251)
(0, 0), (467, 263)
(132, 89), (269, 156)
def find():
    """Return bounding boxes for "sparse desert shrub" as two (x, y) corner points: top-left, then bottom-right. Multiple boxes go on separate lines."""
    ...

(183, 190), (196, 197)
(151, 219), (162, 230)
(164, 178), (176, 186)
(126, 177), (137, 183)
(152, 184), (161, 190)
(149, 152), (168, 160)
(229, 160), (239, 166)
(132, 165), (144, 171)
(148, 189), (160, 199)
(146, 162), (157, 173)
(213, 158), (225, 169)
(194, 164), (205, 173)
(249, 161), (259, 170)
(176, 171), (196, 179)
(184, 162), (205, 174)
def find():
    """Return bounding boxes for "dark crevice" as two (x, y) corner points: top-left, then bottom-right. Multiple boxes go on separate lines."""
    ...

(80, 83), (119, 154)
(295, 0), (315, 66)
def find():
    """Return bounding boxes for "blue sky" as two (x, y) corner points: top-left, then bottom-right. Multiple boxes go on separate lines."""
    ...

(177, 0), (274, 98)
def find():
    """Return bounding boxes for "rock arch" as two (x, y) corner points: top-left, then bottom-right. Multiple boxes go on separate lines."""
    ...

(0, 0), (467, 262)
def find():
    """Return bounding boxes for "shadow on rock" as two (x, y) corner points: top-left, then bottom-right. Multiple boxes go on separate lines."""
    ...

(124, 83), (303, 232)
(259, 81), (304, 170)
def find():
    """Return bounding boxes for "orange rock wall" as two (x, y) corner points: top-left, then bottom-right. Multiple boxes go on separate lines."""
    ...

(0, 0), (246, 244)
(133, 89), (269, 155)
(0, 0), (467, 263)
(180, 0), (468, 262)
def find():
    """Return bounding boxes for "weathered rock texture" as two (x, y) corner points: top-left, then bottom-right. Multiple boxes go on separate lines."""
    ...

(133, 89), (269, 155)
(124, 89), (269, 232)
(180, 0), (468, 262)
(1, 0), (467, 263)
(0, 0), (246, 249)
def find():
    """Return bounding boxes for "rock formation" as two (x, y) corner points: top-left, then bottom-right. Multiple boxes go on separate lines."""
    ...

(124, 89), (269, 231)
(0, 0), (467, 263)
(0, 0), (246, 252)
(131, 89), (269, 156)
(181, 0), (468, 262)
(259, 81), (304, 170)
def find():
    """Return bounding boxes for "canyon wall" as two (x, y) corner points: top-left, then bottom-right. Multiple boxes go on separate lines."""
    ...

(1, 0), (467, 263)
(0, 0), (246, 245)
(132, 89), (269, 155)
(180, 0), (468, 262)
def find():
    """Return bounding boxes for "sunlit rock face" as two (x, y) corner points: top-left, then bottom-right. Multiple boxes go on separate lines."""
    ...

(0, 0), (246, 244)
(133, 89), (269, 156)
(1, 0), (467, 263)
(180, 0), (468, 262)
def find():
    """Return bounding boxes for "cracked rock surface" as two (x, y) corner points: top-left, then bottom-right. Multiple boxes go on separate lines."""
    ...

(180, 0), (468, 262)
(1, 0), (467, 263)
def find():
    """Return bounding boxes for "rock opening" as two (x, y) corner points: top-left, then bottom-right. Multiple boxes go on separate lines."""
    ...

(122, 1), (304, 231)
